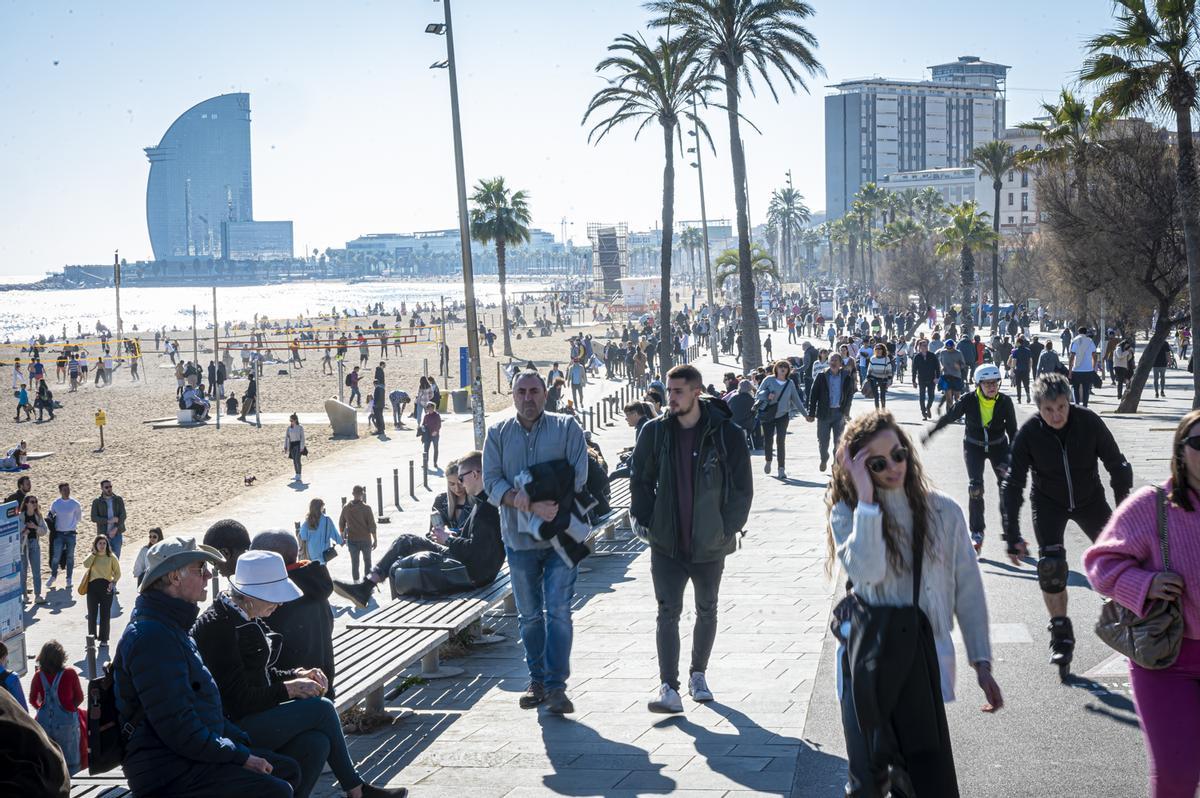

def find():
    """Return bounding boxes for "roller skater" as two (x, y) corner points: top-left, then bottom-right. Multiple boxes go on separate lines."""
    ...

(1001, 373), (1132, 681)
(921, 364), (1016, 555)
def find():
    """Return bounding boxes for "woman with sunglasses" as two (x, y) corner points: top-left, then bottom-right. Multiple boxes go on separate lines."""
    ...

(79, 534), (120, 646)
(921, 364), (1017, 555)
(828, 411), (1001, 796)
(1083, 409), (1200, 798)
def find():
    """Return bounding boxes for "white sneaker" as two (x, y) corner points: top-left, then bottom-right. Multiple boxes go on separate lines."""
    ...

(647, 683), (684, 714)
(688, 672), (714, 702)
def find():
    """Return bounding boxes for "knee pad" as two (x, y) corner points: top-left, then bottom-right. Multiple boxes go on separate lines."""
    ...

(968, 481), (984, 500)
(1038, 547), (1069, 594)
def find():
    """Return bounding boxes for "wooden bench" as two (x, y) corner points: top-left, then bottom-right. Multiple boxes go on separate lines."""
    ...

(345, 570), (513, 679)
(330, 623), (449, 713)
(68, 777), (131, 797)
(592, 476), (632, 542)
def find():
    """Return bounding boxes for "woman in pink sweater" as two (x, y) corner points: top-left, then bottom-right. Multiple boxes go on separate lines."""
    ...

(1084, 408), (1200, 798)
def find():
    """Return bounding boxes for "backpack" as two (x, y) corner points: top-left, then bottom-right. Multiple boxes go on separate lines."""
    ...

(37, 670), (80, 771)
(344, 374), (353, 387)
(87, 660), (142, 774)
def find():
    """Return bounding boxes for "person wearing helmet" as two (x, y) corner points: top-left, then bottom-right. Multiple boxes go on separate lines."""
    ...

(921, 363), (1018, 554)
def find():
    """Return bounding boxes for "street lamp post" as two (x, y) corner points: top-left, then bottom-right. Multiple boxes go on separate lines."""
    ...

(428, 0), (485, 448)
(688, 96), (717, 363)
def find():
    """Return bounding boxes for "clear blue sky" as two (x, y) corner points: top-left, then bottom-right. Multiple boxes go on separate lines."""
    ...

(0, 0), (1118, 276)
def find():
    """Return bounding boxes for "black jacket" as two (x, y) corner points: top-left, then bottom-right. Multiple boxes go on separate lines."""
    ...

(630, 397), (753, 563)
(444, 494), (505, 587)
(806, 369), (857, 419)
(262, 561), (336, 700)
(727, 392), (756, 432)
(114, 591), (251, 794)
(1001, 406), (1133, 544)
(911, 351), (940, 384)
(927, 390), (1017, 450)
(190, 596), (300, 723)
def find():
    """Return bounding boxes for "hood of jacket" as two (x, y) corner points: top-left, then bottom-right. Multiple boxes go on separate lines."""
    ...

(284, 559), (333, 602)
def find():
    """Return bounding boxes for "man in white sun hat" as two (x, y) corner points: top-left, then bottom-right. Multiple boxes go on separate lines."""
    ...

(113, 537), (302, 798)
(192, 549), (409, 798)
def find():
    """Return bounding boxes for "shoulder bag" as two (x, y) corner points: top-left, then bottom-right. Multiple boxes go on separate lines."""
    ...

(1095, 487), (1183, 670)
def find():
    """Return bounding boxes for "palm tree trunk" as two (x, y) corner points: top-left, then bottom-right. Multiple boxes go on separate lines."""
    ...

(659, 121), (675, 373)
(866, 228), (875, 288)
(498, 240), (513, 357)
(1174, 106), (1200, 408)
(961, 246), (975, 339)
(723, 65), (762, 369)
(991, 180), (1002, 335)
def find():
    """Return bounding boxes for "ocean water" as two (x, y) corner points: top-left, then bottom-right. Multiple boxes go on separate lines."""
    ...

(0, 277), (558, 341)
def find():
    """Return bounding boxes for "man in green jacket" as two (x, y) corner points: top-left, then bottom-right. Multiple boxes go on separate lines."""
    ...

(630, 364), (753, 713)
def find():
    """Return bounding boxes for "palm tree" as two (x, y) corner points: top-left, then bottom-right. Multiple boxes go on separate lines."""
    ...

(855, 182), (886, 287)
(849, 199), (872, 285)
(648, 0), (823, 369)
(766, 186), (809, 279)
(1081, 1), (1200, 405)
(935, 202), (999, 339)
(1015, 88), (1113, 193)
(968, 140), (1018, 334)
(827, 219), (847, 279)
(914, 186), (947, 229)
(715, 244), (779, 292)
(584, 32), (715, 371)
(680, 225), (704, 293)
(896, 187), (920, 218)
(469, 177), (531, 357)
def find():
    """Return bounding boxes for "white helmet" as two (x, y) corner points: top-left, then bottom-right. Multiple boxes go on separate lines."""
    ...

(975, 364), (1002, 383)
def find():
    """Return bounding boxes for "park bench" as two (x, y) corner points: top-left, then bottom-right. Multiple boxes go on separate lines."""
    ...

(330, 623), (449, 712)
(68, 776), (131, 797)
(592, 475), (632, 542)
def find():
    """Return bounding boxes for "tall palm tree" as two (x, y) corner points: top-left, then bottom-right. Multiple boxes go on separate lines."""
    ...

(855, 182), (886, 287)
(914, 186), (947, 229)
(968, 140), (1018, 334)
(766, 186), (809, 279)
(828, 219), (848, 279)
(896, 187), (920, 218)
(584, 32), (715, 371)
(935, 201), (999, 339)
(680, 225), (704, 293)
(849, 199), (872, 285)
(648, 0), (823, 369)
(1015, 88), (1113, 193)
(715, 243), (779, 291)
(469, 177), (531, 357)
(1081, 0), (1200, 405)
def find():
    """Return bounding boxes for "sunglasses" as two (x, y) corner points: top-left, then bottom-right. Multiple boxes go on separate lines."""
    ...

(1183, 436), (1200, 451)
(457, 469), (479, 479)
(867, 447), (909, 473)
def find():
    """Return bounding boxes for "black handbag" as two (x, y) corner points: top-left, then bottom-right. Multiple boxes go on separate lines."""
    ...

(1095, 487), (1183, 669)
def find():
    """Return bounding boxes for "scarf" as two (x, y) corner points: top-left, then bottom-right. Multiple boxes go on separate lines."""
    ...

(976, 388), (996, 429)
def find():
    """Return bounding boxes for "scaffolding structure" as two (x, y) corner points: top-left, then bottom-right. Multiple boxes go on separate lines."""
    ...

(587, 222), (628, 298)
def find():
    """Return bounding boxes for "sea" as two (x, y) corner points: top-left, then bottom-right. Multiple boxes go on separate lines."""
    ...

(0, 275), (558, 342)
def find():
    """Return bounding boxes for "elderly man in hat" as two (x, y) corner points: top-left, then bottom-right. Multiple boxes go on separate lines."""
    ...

(112, 536), (301, 798)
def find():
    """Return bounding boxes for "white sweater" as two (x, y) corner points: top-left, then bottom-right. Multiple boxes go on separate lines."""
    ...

(831, 488), (992, 699)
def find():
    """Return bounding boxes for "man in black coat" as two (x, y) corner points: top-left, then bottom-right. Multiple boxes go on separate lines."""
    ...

(805, 352), (857, 472)
(252, 531), (337, 700)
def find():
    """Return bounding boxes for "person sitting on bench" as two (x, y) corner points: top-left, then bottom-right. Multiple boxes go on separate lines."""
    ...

(180, 384), (211, 421)
(332, 449), (503, 608)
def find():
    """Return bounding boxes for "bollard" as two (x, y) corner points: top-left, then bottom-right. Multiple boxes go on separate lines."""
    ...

(376, 477), (390, 523)
(393, 468), (401, 509)
(86, 635), (97, 679)
(423, 466), (429, 491)
(409, 460), (417, 499)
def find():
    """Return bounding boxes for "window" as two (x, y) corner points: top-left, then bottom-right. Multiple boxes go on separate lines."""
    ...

(1021, 193), (1029, 211)
(1007, 192), (1014, 206)
(1007, 170), (1014, 183)
(1021, 215), (1029, 224)
(1021, 171), (1028, 188)
(1007, 216), (1014, 224)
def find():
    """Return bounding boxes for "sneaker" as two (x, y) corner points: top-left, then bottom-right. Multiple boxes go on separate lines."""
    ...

(546, 688), (574, 715)
(331, 578), (375, 609)
(360, 785), (409, 798)
(819, 459), (827, 472)
(648, 683), (684, 714)
(47, 576), (56, 589)
(688, 672), (714, 702)
(35, 595), (47, 605)
(778, 467), (787, 480)
(763, 460), (772, 474)
(519, 681), (546, 709)
(65, 579), (73, 590)
(971, 531), (984, 555)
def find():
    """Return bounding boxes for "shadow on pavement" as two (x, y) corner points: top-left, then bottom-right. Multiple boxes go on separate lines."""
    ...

(538, 713), (677, 795)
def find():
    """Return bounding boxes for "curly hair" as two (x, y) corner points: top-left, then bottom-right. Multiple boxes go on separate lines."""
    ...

(824, 410), (935, 577)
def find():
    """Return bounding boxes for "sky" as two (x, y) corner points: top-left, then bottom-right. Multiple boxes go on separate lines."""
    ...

(0, 0), (1120, 276)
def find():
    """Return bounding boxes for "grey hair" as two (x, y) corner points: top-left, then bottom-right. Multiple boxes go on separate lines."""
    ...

(1033, 372), (1072, 407)
(511, 369), (546, 390)
(251, 530), (299, 565)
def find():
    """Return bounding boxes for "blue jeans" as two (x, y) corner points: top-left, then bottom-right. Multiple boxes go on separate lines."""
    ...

(22, 537), (41, 596)
(238, 697), (362, 798)
(107, 531), (123, 559)
(506, 545), (577, 691)
(51, 531), (76, 581)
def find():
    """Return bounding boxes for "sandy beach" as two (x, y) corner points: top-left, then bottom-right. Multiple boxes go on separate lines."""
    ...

(3, 299), (607, 555)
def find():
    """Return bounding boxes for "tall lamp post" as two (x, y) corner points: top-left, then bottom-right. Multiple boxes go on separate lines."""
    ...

(687, 96), (717, 363)
(427, 0), (485, 448)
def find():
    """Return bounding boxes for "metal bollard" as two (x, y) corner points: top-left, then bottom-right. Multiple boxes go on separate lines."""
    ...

(423, 466), (429, 491)
(376, 477), (390, 523)
(86, 635), (97, 679)
(393, 468), (401, 509)
(409, 460), (417, 499)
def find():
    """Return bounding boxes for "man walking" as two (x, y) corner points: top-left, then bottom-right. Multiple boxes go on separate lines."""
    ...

(90, 479), (127, 558)
(910, 338), (940, 420)
(805, 352), (857, 472)
(1069, 326), (1100, 407)
(483, 371), (589, 715)
(567, 360), (587, 409)
(48, 482), (81, 589)
(630, 364), (752, 713)
(339, 486), (377, 583)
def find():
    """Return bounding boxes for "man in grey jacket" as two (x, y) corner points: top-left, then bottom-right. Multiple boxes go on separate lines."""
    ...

(483, 370), (589, 715)
(90, 479), (127, 558)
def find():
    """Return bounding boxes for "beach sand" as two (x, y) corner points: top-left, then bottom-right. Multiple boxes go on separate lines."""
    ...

(3, 303), (608, 552)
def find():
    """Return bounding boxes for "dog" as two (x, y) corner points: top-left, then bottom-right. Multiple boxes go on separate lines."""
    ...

(244, 475), (257, 487)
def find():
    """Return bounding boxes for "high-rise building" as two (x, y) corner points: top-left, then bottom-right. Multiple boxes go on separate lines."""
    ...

(145, 92), (292, 261)
(825, 55), (1009, 220)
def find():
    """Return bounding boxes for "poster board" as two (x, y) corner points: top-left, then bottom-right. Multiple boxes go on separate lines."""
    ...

(0, 501), (24, 675)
